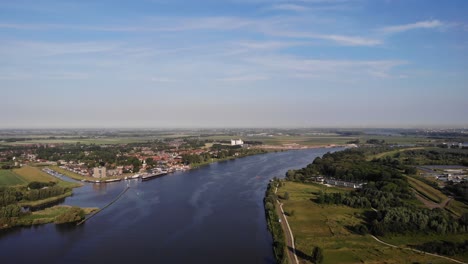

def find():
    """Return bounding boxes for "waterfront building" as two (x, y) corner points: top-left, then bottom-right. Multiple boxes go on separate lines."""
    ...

(93, 167), (107, 178)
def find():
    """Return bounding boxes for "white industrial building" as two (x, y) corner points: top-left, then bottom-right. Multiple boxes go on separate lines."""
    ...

(231, 139), (244, 146)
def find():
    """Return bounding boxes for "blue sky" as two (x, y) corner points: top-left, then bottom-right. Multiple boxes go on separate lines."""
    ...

(1, 0), (467, 128)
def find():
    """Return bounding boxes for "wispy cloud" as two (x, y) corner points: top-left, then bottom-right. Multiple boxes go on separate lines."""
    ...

(150, 76), (175, 82)
(216, 75), (269, 82)
(379, 20), (444, 34)
(269, 4), (309, 12)
(0, 16), (254, 32)
(261, 29), (382, 46)
(234, 40), (311, 50)
(0, 40), (120, 59)
(245, 55), (407, 79)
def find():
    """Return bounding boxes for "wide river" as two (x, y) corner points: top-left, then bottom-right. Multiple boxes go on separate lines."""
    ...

(0, 147), (341, 264)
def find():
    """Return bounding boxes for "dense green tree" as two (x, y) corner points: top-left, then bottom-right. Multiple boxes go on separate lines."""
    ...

(311, 246), (324, 264)
(54, 207), (85, 224)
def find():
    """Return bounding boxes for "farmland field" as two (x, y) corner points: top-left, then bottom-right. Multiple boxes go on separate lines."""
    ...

(11, 166), (80, 188)
(0, 170), (27, 186)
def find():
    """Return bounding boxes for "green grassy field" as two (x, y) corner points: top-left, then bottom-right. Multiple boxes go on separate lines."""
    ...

(0, 170), (27, 186)
(278, 181), (461, 264)
(0, 166), (80, 188)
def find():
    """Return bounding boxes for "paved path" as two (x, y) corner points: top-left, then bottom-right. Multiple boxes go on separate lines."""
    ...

(371, 235), (466, 264)
(275, 186), (299, 264)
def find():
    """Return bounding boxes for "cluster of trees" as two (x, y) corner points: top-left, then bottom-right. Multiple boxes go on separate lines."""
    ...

(371, 207), (467, 235)
(54, 207), (85, 224)
(413, 240), (468, 256)
(366, 139), (386, 145)
(286, 148), (406, 183)
(444, 181), (468, 204)
(288, 148), (468, 240)
(178, 139), (206, 150)
(311, 246), (324, 264)
(26, 186), (68, 201)
(263, 179), (287, 264)
(396, 148), (468, 166)
(181, 153), (213, 165)
(182, 148), (266, 165)
(0, 187), (22, 207)
(0, 204), (22, 218)
(27, 181), (56, 190)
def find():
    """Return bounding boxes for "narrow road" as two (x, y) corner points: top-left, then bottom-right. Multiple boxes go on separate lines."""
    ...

(275, 186), (299, 264)
(371, 235), (466, 264)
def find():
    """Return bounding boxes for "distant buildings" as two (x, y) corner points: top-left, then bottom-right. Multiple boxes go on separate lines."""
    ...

(313, 176), (364, 189)
(326, 179), (364, 189)
(93, 167), (107, 178)
(231, 139), (244, 146)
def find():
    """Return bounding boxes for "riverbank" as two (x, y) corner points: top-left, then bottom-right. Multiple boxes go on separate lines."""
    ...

(1, 205), (97, 230)
(264, 179), (288, 264)
(19, 191), (73, 208)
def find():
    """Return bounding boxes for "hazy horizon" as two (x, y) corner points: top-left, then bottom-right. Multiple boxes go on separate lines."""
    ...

(1, 0), (467, 128)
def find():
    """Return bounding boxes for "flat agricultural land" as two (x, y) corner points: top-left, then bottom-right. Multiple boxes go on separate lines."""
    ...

(278, 181), (462, 264)
(10, 166), (80, 188)
(0, 137), (156, 146)
(0, 170), (27, 186)
(201, 134), (428, 147)
(13, 166), (58, 182)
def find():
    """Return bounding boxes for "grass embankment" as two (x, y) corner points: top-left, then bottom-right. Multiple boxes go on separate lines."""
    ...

(278, 181), (458, 264)
(405, 175), (468, 217)
(406, 176), (446, 203)
(49, 166), (90, 181)
(6, 206), (97, 228)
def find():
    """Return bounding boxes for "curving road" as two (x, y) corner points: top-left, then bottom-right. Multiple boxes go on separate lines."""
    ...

(275, 186), (299, 264)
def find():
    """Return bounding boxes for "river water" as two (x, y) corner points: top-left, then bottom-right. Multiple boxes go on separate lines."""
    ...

(0, 147), (341, 264)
